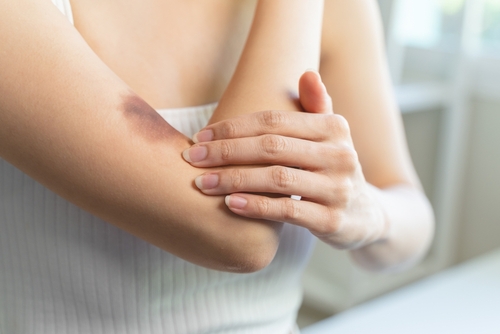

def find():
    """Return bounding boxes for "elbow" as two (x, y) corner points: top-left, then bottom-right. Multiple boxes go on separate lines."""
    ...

(218, 250), (277, 274)
(209, 221), (283, 274)
(153, 232), (279, 274)
(141, 202), (284, 273)
(232, 241), (280, 273)
(217, 231), (281, 274)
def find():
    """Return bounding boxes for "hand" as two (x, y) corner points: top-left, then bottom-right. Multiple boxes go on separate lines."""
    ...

(182, 71), (388, 250)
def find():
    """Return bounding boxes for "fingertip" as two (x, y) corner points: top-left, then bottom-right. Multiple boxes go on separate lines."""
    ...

(194, 176), (204, 190)
(192, 129), (214, 143)
(195, 173), (219, 190)
(305, 68), (320, 75)
(301, 69), (321, 86)
(299, 70), (329, 114)
(182, 149), (192, 163)
(182, 146), (207, 163)
(300, 70), (324, 92)
(225, 195), (248, 210)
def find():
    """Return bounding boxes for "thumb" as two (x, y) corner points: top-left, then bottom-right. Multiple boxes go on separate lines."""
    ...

(299, 70), (333, 114)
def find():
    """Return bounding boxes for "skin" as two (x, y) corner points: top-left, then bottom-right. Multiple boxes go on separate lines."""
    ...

(188, 72), (424, 258)
(0, 0), (321, 273)
(121, 92), (181, 142)
(184, 2), (435, 271)
(0, 0), (434, 273)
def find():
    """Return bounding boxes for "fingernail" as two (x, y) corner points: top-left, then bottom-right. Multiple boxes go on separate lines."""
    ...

(225, 195), (247, 209)
(195, 174), (219, 190)
(182, 146), (207, 163)
(305, 68), (321, 79)
(193, 129), (214, 143)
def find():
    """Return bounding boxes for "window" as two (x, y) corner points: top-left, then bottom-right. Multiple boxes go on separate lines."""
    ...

(393, 0), (464, 50)
(393, 0), (500, 53)
(482, 0), (500, 51)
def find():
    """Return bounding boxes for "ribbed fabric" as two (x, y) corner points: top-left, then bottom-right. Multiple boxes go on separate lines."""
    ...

(0, 3), (316, 333)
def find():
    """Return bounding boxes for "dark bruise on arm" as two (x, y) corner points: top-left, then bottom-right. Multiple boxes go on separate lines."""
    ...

(121, 92), (183, 142)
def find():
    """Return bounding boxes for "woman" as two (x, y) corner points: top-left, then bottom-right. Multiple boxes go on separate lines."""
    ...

(0, 0), (434, 333)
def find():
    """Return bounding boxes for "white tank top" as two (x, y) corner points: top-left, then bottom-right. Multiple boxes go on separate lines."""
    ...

(0, 2), (315, 333)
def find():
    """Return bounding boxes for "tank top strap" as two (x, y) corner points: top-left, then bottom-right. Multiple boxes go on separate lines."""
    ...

(51, 0), (74, 25)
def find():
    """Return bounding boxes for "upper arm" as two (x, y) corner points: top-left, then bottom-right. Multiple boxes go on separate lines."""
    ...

(319, 0), (421, 189)
(210, 0), (323, 123)
(0, 0), (281, 272)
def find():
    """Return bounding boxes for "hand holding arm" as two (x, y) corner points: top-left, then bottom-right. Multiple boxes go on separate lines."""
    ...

(191, 0), (436, 273)
(185, 71), (389, 251)
(185, 68), (434, 272)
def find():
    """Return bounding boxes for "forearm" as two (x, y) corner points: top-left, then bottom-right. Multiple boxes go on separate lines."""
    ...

(312, 0), (435, 271)
(0, 0), (281, 273)
(1, 76), (280, 273)
(210, 0), (324, 123)
(349, 184), (435, 272)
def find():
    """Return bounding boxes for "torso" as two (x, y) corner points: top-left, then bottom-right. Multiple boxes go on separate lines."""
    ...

(70, 0), (257, 109)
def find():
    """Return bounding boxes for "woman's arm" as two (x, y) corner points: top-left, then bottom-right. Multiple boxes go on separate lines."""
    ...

(0, 0), (323, 272)
(209, 0), (324, 122)
(0, 0), (275, 273)
(320, 0), (434, 271)
(183, 0), (434, 272)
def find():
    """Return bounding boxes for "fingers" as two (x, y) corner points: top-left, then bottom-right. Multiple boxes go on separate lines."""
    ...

(299, 70), (333, 114)
(193, 70), (333, 143)
(193, 110), (350, 143)
(195, 166), (347, 204)
(224, 193), (340, 236)
(192, 70), (335, 144)
(193, 110), (350, 144)
(185, 135), (321, 169)
(183, 134), (356, 170)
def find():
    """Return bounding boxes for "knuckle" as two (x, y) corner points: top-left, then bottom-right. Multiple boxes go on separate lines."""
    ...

(334, 114), (350, 132)
(260, 110), (286, 129)
(327, 114), (351, 136)
(256, 197), (271, 216)
(220, 140), (234, 162)
(333, 178), (353, 207)
(315, 210), (341, 237)
(229, 169), (246, 190)
(283, 199), (300, 221)
(271, 166), (296, 189)
(323, 114), (338, 132)
(220, 121), (238, 138)
(261, 135), (288, 158)
(335, 146), (358, 172)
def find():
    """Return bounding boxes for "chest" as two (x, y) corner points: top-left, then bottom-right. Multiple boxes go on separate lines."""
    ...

(70, 0), (256, 109)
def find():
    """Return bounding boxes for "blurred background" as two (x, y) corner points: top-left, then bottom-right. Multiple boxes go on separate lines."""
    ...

(298, 0), (500, 328)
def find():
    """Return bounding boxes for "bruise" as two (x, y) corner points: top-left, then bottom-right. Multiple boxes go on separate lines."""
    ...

(121, 93), (179, 142)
